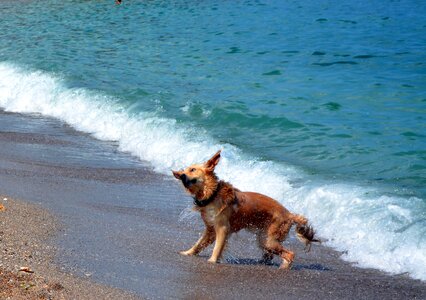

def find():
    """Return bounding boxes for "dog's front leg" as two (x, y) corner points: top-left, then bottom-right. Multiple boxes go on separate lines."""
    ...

(208, 222), (229, 263)
(180, 226), (215, 256)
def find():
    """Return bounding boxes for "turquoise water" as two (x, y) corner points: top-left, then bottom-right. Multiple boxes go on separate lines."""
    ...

(0, 0), (425, 280)
(1, 0), (425, 196)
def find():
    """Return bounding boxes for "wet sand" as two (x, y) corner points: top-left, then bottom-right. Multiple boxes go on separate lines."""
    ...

(0, 109), (425, 299)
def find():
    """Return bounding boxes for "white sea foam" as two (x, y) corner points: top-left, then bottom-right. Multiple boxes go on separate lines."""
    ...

(0, 62), (425, 280)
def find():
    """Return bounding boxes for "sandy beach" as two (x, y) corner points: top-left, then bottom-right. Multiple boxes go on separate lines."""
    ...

(0, 197), (140, 299)
(0, 109), (425, 299)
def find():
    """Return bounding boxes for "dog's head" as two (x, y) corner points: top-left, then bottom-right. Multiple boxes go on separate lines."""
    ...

(172, 150), (221, 196)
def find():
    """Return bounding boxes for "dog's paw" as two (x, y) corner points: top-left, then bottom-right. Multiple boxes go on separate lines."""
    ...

(279, 260), (292, 270)
(179, 250), (195, 256)
(207, 258), (218, 264)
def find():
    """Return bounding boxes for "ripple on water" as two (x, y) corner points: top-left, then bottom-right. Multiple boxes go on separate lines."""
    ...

(313, 61), (358, 66)
(312, 51), (326, 56)
(262, 70), (281, 75)
(401, 132), (425, 138)
(281, 50), (299, 54)
(322, 102), (342, 111)
(353, 55), (380, 59)
(226, 46), (242, 54)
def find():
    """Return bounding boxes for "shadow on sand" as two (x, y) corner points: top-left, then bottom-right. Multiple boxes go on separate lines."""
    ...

(225, 257), (331, 271)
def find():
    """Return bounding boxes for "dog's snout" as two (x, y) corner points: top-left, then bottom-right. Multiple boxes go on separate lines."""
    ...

(180, 173), (197, 188)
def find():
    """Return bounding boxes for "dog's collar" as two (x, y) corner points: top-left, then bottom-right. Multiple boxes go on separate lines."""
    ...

(193, 185), (219, 208)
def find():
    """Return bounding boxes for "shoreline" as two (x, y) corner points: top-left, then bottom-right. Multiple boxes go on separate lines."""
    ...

(0, 109), (425, 299)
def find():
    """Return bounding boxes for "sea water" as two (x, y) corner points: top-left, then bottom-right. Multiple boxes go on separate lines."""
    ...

(0, 0), (425, 280)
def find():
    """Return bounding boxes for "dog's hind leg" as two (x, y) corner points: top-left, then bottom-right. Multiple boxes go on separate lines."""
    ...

(265, 221), (294, 269)
(180, 226), (215, 256)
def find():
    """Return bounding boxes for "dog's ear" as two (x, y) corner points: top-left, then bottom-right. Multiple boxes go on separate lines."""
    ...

(172, 170), (181, 179)
(205, 150), (221, 171)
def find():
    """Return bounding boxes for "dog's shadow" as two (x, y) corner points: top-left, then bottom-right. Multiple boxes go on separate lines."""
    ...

(225, 257), (331, 271)
(290, 263), (332, 271)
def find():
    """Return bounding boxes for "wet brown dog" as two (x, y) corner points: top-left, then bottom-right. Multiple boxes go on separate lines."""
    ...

(172, 150), (319, 269)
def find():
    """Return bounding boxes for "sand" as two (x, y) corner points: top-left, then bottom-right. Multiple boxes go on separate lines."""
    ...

(0, 197), (140, 299)
(0, 109), (425, 299)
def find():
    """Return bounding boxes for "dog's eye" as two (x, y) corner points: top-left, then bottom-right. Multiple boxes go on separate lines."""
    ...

(190, 168), (196, 172)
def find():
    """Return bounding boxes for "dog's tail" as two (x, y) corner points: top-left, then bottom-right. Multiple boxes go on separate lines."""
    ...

(292, 214), (321, 252)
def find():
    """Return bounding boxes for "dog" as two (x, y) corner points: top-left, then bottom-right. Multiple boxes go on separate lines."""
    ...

(172, 150), (319, 269)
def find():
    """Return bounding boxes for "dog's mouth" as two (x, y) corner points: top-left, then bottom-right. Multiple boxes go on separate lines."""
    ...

(180, 174), (197, 188)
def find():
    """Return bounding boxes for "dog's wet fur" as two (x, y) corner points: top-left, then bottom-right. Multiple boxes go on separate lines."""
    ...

(172, 150), (319, 269)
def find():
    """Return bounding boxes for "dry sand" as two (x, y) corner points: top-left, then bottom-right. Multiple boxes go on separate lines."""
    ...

(0, 196), (140, 299)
